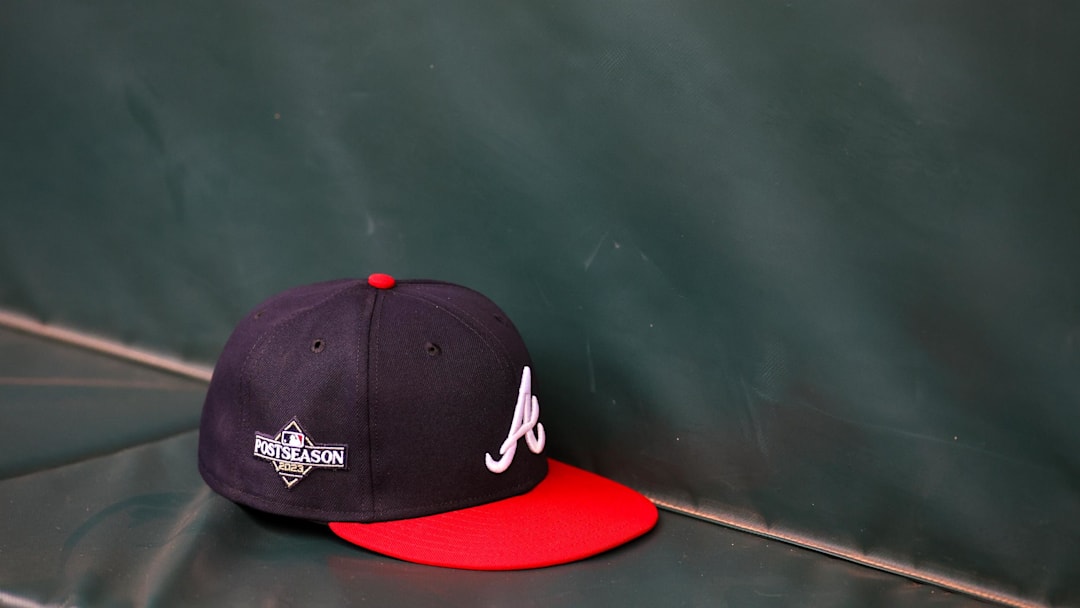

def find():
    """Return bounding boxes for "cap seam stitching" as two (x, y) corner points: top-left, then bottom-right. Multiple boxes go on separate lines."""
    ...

(391, 289), (515, 374)
(365, 289), (380, 521)
(239, 281), (363, 459)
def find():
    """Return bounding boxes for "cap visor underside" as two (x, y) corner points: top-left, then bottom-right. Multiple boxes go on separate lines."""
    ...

(328, 459), (658, 570)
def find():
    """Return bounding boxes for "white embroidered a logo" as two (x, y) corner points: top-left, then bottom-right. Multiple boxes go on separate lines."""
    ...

(485, 366), (546, 473)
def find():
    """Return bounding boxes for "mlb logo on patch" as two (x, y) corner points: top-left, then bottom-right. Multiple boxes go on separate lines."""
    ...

(282, 431), (305, 448)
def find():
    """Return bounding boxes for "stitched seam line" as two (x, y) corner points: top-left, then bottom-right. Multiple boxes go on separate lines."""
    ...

(392, 289), (514, 377)
(648, 497), (1043, 608)
(365, 289), (380, 521)
(239, 281), (361, 446)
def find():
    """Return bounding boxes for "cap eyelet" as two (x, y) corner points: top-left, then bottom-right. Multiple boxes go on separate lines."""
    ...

(311, 339), (325, 353)
(254, 310), (265, 319)
(424, 342), (441, 356)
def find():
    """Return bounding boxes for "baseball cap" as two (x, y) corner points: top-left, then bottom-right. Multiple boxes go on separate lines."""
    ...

(198, 274), (658, 570)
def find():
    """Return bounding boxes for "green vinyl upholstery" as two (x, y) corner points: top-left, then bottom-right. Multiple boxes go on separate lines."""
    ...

(0, 326), (990, 607)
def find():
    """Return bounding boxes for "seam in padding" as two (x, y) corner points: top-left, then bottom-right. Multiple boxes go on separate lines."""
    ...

(648, 496), (1042, 608)
(0, 309), (213, 382)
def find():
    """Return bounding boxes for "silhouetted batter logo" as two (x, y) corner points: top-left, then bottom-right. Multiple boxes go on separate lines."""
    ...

(254, 419), (348, 488)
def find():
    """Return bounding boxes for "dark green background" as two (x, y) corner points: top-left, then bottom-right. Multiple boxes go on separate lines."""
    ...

(3, 1), (1078, 605)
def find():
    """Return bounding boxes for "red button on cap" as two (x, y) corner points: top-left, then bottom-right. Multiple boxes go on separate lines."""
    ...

(368, 273), (396, 289)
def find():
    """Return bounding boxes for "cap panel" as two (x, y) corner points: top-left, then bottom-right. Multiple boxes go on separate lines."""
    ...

(200, 279), (376, 521)
(367, 287), (547, 521)
(199, 279), (358, 502)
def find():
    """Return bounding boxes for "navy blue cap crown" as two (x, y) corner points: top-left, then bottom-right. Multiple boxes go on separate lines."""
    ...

(198, 277), (548, 523)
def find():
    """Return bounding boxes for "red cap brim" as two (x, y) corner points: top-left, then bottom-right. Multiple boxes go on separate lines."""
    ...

(328, 459), (658, 570)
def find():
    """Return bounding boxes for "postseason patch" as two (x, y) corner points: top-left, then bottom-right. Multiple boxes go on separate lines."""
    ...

(254, 419), (348, 488)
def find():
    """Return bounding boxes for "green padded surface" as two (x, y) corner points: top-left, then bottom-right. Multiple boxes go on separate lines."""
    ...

(0, 328), (205, 480)
(0, 328), (994, 607)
